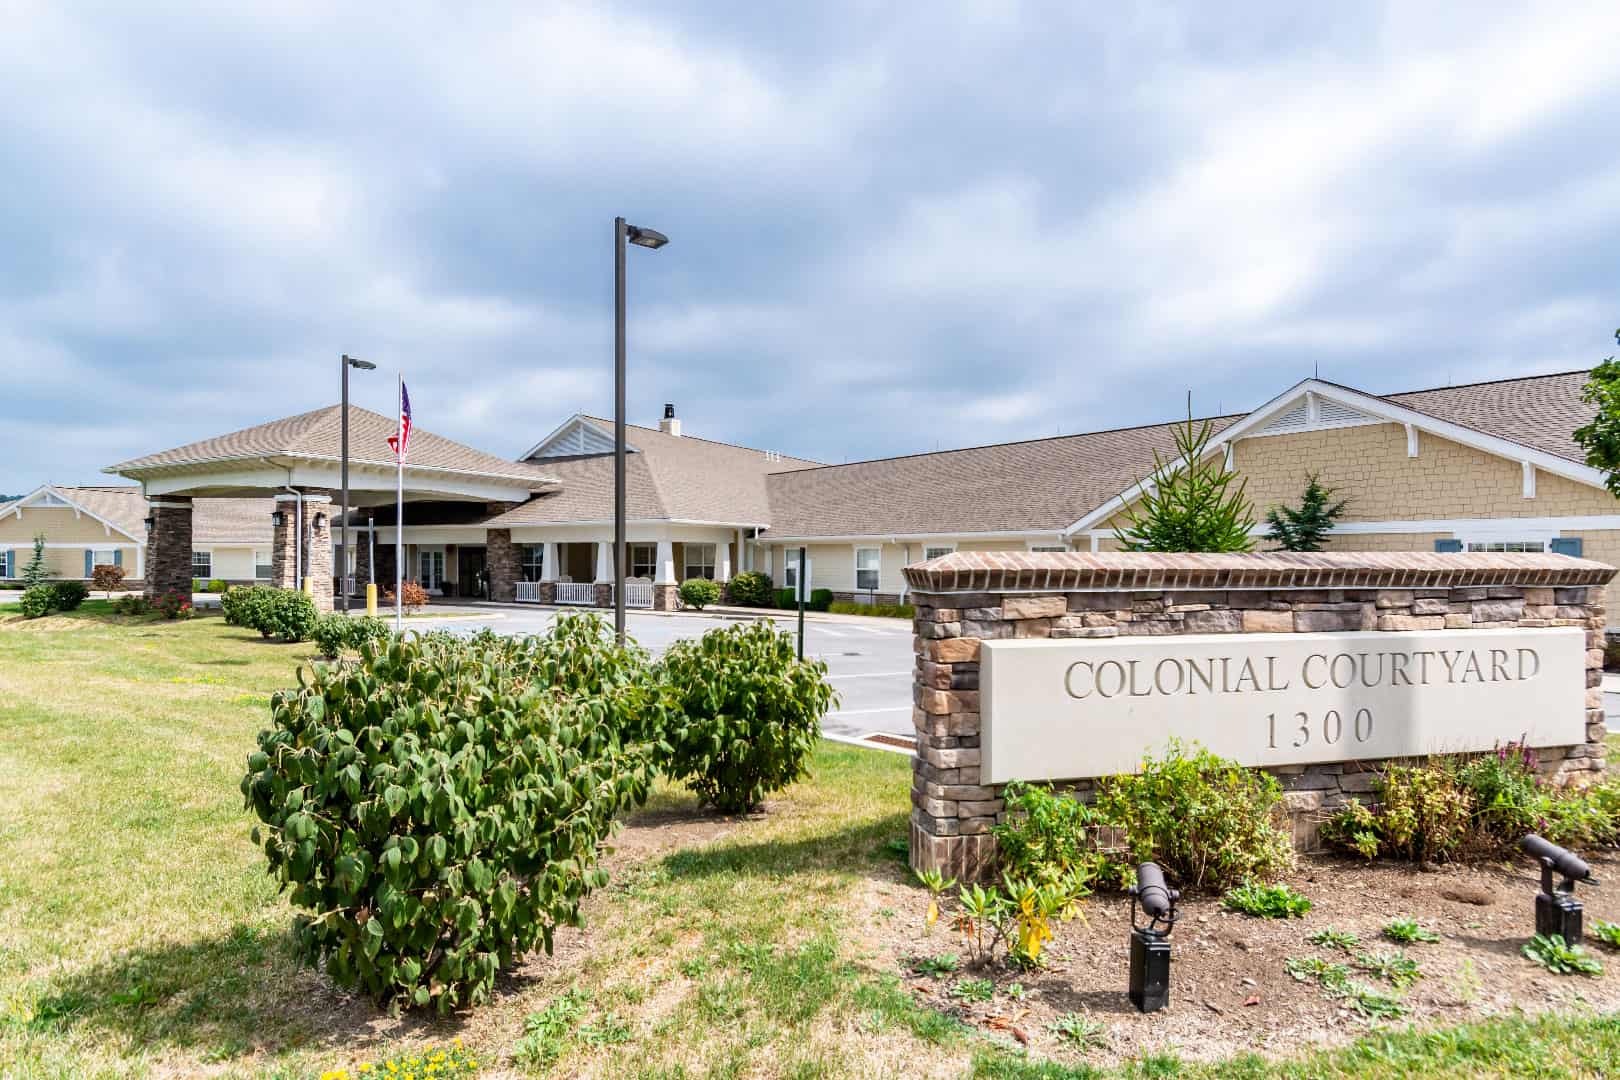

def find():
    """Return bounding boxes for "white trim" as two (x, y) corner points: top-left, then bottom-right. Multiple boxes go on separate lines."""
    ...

(1063, 378), (1612, 536)
(763, 529), (1063, 544)
(1523, 461), (1536, 500)
(853, 544), (881, 592)
(1, 485), (146, 543)
(1405, 423), (1419, 458)
(6, 541), (141, 549)
(108, 452), (556, 489)
(518, 414), (639, 462)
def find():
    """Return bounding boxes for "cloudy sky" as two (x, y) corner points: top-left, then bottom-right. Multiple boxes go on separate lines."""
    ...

(5, 2), (1619, 486)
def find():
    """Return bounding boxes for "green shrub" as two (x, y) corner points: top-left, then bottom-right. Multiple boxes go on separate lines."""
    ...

(726, 570), (772, 607)
(658, 621), (835, 813)
(50, 580), (88, 610)
(18, 585), (54, 619)
(241, 628), (661, 1012)
(1092, 740), (1293, 892)
(827, 601), (915, 619)
(112, 594), (150, 616)
(155, 590), (193, 619)
(208, 578), (227, 593)
(774, 588), (798, 609)
(808, 588), (833, 612)
(677, 577), (722, 611)
(1369, 763), (1472, 863)
(1456, 745), (1544, 846)
(264, 589), (318, 642)
(1322, 797), (1381, 859)
(219, 584), (255, 626)
(1222, 881), (1311, 918)
(992, 782), (1103, 890)
(312, 614), (393, 658)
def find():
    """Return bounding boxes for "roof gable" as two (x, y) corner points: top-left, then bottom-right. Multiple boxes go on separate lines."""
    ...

(520, 415), (636, 462)
(0, 484), (145, 542)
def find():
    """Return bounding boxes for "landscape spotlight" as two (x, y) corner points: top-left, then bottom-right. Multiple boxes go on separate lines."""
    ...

(1127, 861), (1178, 1013)
(1522, 833), (1598, 946)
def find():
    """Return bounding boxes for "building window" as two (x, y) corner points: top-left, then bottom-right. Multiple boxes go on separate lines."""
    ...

(520, 544), (545, 582)
(684, 543), (716, 580)
(629, 543), (656, 579)
(1030, 544), (1067, 553)
(90, 548), (117, 569)
(855, 547), (881, 591)
(1465, 540), (1546, 553)
(254, 550), (272, 580)
(191, 550), (212, 579)
(0, 550), (11, 578)
(419, 549), (445, 591)
(924, 544), (954, 561)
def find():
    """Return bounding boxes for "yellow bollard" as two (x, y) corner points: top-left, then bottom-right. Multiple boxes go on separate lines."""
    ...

(302, 577), (314, 596)
(366, 583), (378, 617)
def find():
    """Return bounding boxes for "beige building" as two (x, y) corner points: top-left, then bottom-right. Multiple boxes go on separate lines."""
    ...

(10, 370), (1616, 618)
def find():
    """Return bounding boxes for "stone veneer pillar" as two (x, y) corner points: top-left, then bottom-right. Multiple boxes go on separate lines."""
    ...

(904, 550), (1615, 883)
(487, 528), (518, 602)
(270, 495), (300, 591)
(302, 495), (334, 613)
(144, 498), (194, 600)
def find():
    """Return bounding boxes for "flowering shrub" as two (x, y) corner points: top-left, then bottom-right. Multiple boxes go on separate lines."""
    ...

(155, 591), (194, 620)
(243, 625), (661, 1012)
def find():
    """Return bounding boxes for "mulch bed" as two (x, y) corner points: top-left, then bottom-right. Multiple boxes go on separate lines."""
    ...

(873, 850), (1620, 1067)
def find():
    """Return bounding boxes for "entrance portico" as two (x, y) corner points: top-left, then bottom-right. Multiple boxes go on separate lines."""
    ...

(105, 404), (558, 610)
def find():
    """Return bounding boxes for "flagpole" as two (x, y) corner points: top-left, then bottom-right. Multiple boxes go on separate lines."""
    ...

(394, 372), (404, 635)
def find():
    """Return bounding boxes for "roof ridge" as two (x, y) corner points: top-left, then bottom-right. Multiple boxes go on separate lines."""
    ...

(1380, 367), (1592, 398)
(771, 411), (1245, 476)
(578, 414), (820, 463)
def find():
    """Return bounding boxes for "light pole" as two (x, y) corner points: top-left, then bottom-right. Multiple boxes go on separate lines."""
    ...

(340, 354), (376, 613)
(614, 217), (669, 643)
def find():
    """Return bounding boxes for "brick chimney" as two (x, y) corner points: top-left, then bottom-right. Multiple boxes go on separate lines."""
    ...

(659, 402), (681, 437)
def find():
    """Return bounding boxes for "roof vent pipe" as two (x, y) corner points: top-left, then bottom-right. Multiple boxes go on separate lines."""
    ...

(659, 403), (681, 437)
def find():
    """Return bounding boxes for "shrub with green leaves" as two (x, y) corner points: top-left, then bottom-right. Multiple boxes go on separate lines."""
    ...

(18, 585), (54, 619)
(992, 782), (1104, 891)
(726, 570), (772, 607)
(225, 586), (319, 642)
(1093, 740), (1293, 892)
(678, 577), (722, 610)
(51, 580), (88, 610)
(658, 620), (834, 812)
(311, 614), (394, 659)
(1592, 920), (1620, 949)
(808, 588), (833, 612)
(1383, 918), (1440, 945)
(241, 628), (661, 1012)
(1222, 881), (1311, 918)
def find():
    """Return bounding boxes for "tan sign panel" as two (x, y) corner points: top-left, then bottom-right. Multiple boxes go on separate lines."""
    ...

(980, 628), (1586, 784)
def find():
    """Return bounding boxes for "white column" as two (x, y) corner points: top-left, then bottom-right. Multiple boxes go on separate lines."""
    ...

(736, 528), (746, 574)
(594, 541), (612, 582)
(719, 540), (733, 582)
(655, 540), (676, 584)
(541, 542), (560, 581)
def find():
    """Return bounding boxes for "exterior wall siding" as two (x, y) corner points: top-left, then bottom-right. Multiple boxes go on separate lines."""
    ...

(0, 507), (139, 546)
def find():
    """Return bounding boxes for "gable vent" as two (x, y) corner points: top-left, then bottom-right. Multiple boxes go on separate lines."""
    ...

(1252, 400), (1310, 437)
(1316, 398), (1379, 427)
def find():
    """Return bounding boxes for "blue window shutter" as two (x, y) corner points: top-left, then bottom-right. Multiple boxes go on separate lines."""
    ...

(113, 549), (124, 568)
(1434, 539), (1463, 553)
(84, 549), (93, 577)
(1550, 537), (1583, 558)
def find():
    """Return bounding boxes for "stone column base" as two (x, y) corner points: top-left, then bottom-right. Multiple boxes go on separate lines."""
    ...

(909, 817), (998, 883)
(487, 528), (518, 603)
(538, 581), (556, 605)
(144, 498), (194, 601)
(593, 583), (613, 608)
(653, 583), (678, 611)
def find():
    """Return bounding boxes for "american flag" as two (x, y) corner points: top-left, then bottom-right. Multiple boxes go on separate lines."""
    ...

(387, 381), (412, 460)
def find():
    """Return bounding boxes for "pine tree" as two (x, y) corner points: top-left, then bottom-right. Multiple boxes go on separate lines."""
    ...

(21, 534), (49, 589)
(1114, 407), (1256, 553)
(1265, 474), (1348, 551)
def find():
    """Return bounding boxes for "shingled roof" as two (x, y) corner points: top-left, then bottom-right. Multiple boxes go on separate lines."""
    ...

(486, 416), (820, 527)
(23, 486), (275, 544)
(106, 405), (553, 485)
(763, 369), (1601, 540)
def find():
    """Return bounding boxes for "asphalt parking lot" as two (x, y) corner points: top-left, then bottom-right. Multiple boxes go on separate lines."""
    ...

(411, 606), (916, 743)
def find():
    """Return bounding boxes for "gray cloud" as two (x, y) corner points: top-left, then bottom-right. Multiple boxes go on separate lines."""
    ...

(4, 1), (1618, 484)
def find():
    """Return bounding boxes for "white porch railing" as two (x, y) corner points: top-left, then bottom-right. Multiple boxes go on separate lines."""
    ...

(625, 582), (653, 609)
(515, 580), (542, 603)
(556, 581), (596, 605)
(342, 576), (356, 596)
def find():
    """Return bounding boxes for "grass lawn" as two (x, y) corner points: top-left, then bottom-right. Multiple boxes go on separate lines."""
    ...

(3, 609), (1620, 1078)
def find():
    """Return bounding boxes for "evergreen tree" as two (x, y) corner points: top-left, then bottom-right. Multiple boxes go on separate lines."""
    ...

(1573, 329), (1620, 497)
(21, 534), (49, 589)
(1114, 407), (1256, 552)
(1264, 474), (1348, 551)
